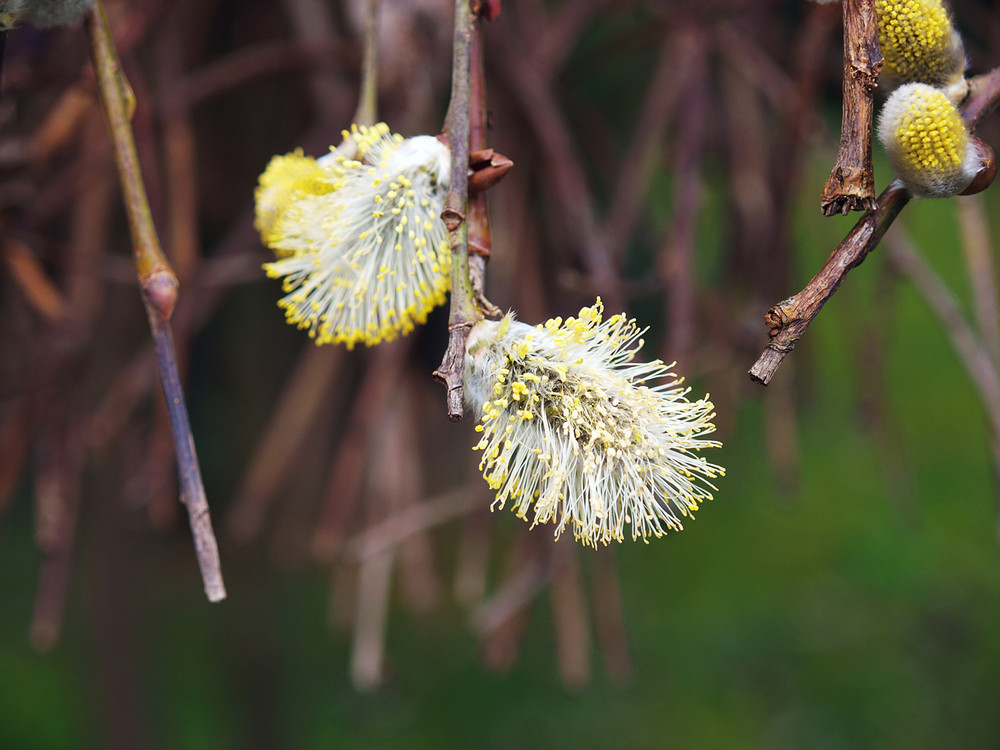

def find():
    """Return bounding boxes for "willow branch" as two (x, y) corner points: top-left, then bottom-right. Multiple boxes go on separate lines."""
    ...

(433, 0), (482, 421)
(820, 0), (881, 216)
(86, 1), (225, 602)
(750, 64), (1000, 386)
(352, 0), (380, 128)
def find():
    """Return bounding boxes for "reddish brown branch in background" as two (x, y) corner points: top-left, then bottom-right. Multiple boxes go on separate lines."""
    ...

(750, 65), (1000, 386)
(467, 27), (501, 317)
(30, 415), (80, 652)
(227, 346), (341, 544)
(549, 543), (590, 688)
(494, 9), (623, 310)
(660, 29), (707, 367)
(590, 547), (631, 684)
(312, 342), (407, 562)
(603, 32), (690, 264)
(820, 0), (881, 216)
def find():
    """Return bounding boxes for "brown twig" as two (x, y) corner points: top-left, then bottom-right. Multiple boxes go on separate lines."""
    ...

(86, 1), (225, 602)
(749, 181), (910, 384)
(452, 501), (492, 606)
(349, 398), (402, 691)
(349, 539), (394, 691)
(820, 0), (881, 216)
(433, 0), (482, 421)
(750, 65), (1000, 386)
(352, 0), (380, 128)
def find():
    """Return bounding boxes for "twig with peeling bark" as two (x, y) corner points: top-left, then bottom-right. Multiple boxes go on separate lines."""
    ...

(86, 1), (225, 602)
(820, 0), (881, 216)
(433, 0), (482, 421)
(749, 65), (1000, 386)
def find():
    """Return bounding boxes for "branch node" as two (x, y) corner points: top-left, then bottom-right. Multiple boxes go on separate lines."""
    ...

(442, 207), (466, 232)
(142, 267), (179, 321)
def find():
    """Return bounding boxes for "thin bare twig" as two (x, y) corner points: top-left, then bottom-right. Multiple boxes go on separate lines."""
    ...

(820, 0), (881, 215)
(381, 390), (442, 615)
(178, 40), (348, 107)
(342, 484), (479, 563)
(957, 195), (1000, 366)
(749, 180), (910, 384)
(433, 0), (482, 421)
(352, 0), (380, 128)
(470, 542), (547, 637)
(86, 1), (225, 602)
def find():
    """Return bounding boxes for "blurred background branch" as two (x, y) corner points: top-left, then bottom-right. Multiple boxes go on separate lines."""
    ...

(1, 1), (1000, 747)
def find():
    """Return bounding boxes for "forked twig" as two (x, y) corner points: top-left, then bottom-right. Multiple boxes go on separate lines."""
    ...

(750, 65), (1000, 386)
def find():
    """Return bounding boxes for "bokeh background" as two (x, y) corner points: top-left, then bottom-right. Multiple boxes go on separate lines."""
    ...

(3, 0), (1000, 748)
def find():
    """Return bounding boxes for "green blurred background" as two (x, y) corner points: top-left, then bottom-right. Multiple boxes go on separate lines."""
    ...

(3, 1), (1000, 748)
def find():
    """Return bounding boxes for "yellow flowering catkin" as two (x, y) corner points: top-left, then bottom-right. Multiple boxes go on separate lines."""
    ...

(877, 83), (979, 197)
(875, 0), (965, 94)
(464, 300), (724, 547)
(259, 123), (452, 349)
(254, 150), (333, 253)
